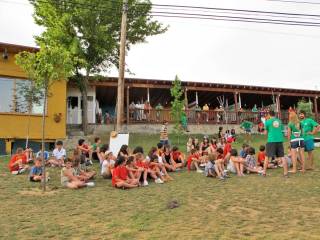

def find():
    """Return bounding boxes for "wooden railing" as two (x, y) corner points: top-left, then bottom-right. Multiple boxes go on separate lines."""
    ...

(126, 109), (291, 125)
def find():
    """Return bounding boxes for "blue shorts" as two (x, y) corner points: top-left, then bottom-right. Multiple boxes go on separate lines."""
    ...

(290, 139), (304, 149)
(304, 139), (315, 152)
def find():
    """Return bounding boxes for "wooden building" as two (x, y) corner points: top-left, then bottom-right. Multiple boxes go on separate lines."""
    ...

(67, 77), (320, 125)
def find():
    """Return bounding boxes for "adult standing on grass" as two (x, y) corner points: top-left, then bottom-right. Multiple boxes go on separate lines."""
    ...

(299, 110), (320, 170)
(160, 120), (169, 145)
(287, 111), (305, 173)
(263, 110), (288, 177)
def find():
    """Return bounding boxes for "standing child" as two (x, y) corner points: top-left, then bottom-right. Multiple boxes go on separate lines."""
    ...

(8, 148), (29, 174)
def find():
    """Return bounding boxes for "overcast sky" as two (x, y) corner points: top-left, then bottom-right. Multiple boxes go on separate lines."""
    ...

(1, 0), (320, 90)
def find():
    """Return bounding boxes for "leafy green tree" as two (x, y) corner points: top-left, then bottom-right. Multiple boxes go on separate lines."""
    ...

(170, 75), (184, 143)
(16, 43), (73, 191)
(297, 98), (314, 118)
(30, 0), (167, 134)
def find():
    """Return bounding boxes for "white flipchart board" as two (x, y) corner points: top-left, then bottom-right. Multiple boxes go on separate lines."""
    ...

(109, 133), (129, 156)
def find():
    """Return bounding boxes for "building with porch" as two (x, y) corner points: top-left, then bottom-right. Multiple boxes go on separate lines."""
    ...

(67, 77), (320, 127)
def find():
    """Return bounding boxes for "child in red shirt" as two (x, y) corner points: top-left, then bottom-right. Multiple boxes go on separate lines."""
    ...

(8, 148), (29, 174)
(171, 146), (185, 169)
(134, 153), (164, 186)
(187, 149), (203, 173)
(112, 156), (139, 189)
(257, 145), (266, 167)
(223, 138), (233, 164)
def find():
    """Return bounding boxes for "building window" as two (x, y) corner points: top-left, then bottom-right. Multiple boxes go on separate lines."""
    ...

(0, 77), (45, 114)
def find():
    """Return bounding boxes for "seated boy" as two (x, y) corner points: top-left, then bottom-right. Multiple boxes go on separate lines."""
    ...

(61, 158), (94, 189)
(101, 150), (115, 179)
(8, 148), (29, 174)
(73, 157), (96, 182)
(51, 141), (66, 167)
(36, 145), (50, 161)
(205, 154), (225, 180)
(77, 139), (92, 165)
(244, 147), (263, 174)
(29, 158), (49, 182)
(91, 137), (102, 162)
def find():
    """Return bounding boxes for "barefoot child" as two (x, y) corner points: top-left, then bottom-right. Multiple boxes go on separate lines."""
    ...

(244, 147), (263, 174)
(228, 149), (245, 176)
(205, 154), (225, 180)
(187, 149), (203, 173)
(101, 151), (115, 179)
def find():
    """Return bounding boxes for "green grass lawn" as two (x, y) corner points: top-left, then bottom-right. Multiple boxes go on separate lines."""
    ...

(1, 134), (320, 240)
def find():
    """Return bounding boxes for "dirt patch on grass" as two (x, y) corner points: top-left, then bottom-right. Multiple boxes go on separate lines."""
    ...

(18, 188), (59, 196)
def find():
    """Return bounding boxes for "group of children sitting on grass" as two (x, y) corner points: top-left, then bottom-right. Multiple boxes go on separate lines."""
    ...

(185, 135), (293, 178)
(8, 134), (294, 189)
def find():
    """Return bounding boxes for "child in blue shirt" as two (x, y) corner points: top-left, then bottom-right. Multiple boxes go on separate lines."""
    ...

(29, 158), (44, 182)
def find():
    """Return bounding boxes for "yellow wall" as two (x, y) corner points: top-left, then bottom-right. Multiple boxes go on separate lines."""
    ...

(0, 52), (67, 142)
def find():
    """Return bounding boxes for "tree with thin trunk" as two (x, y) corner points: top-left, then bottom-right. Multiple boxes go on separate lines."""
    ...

(170, 75), (184, 144)
(16, 44), (73, 191)
(30, 0), (167, 135)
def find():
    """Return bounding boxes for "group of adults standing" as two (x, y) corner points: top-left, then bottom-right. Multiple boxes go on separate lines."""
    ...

(264, 110), (319, 177)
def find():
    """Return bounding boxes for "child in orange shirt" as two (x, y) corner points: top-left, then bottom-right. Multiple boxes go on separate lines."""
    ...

(112, 156), (139, 189)
(8, 148), (29, 174)
(126, 156), (144, 183)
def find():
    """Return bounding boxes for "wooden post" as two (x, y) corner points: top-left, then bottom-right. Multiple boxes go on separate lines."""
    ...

(184, 88), (188, 108)
(126, 86), (130, 125)
(234, 92), (239, 124)
(314, 96), (318, 121)
(116, 0), (128, 132)
(276, 94), (281, 119)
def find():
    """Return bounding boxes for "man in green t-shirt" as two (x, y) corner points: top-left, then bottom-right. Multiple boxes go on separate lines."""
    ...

(299, 110), (320, 170)
(263, 110), (288, 177)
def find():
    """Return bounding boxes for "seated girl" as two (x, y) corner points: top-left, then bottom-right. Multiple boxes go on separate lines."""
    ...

(61, 158), (94, 189)
(227, 149), (245, 177)
(101, 150), (115, 179)
(187, 149), (203, 173)
(205, 154), (225, 180)
(244, 147), (263, 174)
(162, 145), (178, 172)
(126, 156), (143, 183)
(207, 139), (217, 155)
(171, 146), (185, 169)
(135, 153), (164, 186)
(8, 148), (29, 175)
(112, 156), (139, 189)
(118, 144), (130, 158)
(186, 137), (194, 154)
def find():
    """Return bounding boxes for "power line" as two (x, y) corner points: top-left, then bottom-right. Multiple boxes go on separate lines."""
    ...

(2, 0), (320, 27)
(267, 0), (320, 4)
(150, 11), (320, 25)
(151, 14), (320, 27)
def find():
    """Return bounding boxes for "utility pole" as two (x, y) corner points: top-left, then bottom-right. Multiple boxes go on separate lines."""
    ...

(116, 0), (128, 132)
